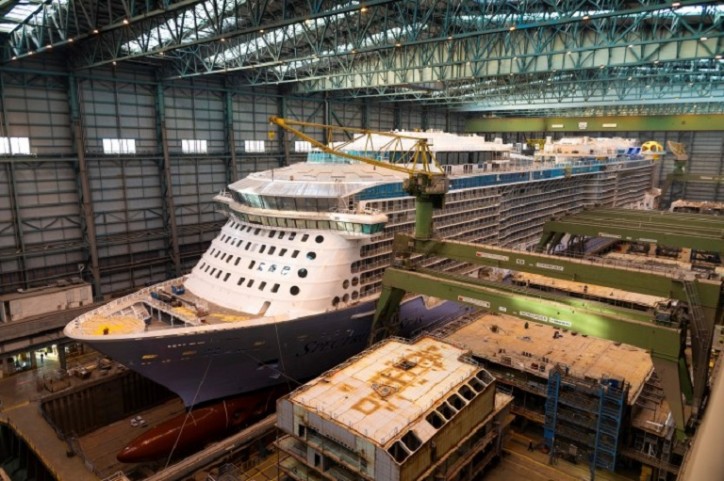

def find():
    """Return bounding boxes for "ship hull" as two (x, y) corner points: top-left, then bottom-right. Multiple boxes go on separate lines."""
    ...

(84, 296), (471, 406)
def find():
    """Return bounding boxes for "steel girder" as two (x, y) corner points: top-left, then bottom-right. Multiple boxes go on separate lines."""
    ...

(2, 0), (722, 113)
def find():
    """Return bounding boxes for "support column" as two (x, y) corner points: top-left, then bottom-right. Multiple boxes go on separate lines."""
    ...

(224, 78), (238, 183)
(393, 102), (401, 130)
(155, 79), (181, 278)
(277, 92), (289, 166)
(58, 345), (67, 370)
(68, 73), (102, 298)
(0, 74), (29, 290)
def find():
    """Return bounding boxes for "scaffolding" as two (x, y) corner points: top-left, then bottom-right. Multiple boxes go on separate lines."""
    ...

(544, 366), (628, 474)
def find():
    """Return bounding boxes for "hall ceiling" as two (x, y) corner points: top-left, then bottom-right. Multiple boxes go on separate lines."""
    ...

(1, 0), (722, 115)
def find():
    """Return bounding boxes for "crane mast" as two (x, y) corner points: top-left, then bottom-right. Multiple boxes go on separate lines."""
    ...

(269, 116), (448, 239)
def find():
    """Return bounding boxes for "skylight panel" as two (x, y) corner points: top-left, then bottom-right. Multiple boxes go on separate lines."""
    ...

(5, 4), (39, 22)
(124, 0), (245, 54)
(206, 1), (361, 66)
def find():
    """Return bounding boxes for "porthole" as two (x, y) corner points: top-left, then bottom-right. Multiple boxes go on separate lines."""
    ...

(298, 268), (308, 278)
(315, 235), (324, 244)
(351, 277), (359, 286)
(307, 252), (316, 260)
(343, 279), (350, 289)
(290, 286), (300, 296)
(351, 291), (359, 300)
(332, 297), (340, 306)
(342, 293), (349, 303)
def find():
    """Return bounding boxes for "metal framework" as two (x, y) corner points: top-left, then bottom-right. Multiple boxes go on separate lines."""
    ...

(371, 233), (724, 438)
(0, 0), (721, 115)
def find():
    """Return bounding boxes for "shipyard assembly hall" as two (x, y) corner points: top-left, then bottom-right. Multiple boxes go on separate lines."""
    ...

(0, 2), (723, 481)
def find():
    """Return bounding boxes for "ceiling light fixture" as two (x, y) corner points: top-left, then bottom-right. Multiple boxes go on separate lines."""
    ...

(123, 18), (129, 25)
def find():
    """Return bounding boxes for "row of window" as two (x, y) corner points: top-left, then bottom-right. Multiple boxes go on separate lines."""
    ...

(226, 209), (385, 235)
(198, 261), (301, 296)
(224, 222), (325, 245)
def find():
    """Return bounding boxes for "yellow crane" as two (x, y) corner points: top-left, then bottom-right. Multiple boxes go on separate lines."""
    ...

(269, 116), (448, 239)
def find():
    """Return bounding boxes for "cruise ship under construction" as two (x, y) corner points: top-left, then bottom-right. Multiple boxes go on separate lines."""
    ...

(63, 131), (658, 413)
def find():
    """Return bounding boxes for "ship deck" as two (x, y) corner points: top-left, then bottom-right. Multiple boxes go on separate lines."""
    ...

(68, 277), (261, 337)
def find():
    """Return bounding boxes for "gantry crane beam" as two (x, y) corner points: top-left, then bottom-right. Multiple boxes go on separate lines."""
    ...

(388, 232), (722, 431)
(373, 266), (691, 438)
(392, 233), (722, 320)
(537, 208), (724, 256)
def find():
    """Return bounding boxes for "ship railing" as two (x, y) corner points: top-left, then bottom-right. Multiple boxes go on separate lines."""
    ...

(69, 278), (187, 332)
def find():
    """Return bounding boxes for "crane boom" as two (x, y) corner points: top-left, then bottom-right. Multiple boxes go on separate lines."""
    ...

(269, 116), (448, 240)
(269, 116), (446, 179)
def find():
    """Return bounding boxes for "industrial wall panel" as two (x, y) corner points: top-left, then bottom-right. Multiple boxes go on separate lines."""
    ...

(171, 157), (228, 226)
(1, 77), (73, 155)
(165, 87), (226, 154)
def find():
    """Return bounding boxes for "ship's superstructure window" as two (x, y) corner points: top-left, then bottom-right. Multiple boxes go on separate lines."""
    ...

(269, 264), (277, 273)
(290, 286), (300, 296)
(272, 284), (280, 293)
(215, 271), (222, 279)
(278, 231), (285, 239)
(235, 257), (241, 266)
(289, 233), (297, 241)
(224, 273), (231, 281)
(249, 260), (256, 269)
(282, 266), (291, 275)
(302, 234), (309, 242)
(260, 245), (266, 254)
(292, 250), (300, 258)
(332, 296), (340, 306)
(237, 277), (246, 285)
(205, 265), (210, 272)
(247, 279), (254, 288)
(245, 242), (251, 250)
(279, 248), (287, 256)
(259, 281), (267, 290)
(268, 246), (276, 255)
(298, 268), (308, 278)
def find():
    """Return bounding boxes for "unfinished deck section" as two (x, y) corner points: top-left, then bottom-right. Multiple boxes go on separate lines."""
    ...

(442, 313), (679, 478)
(276, 336), (513, 481)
